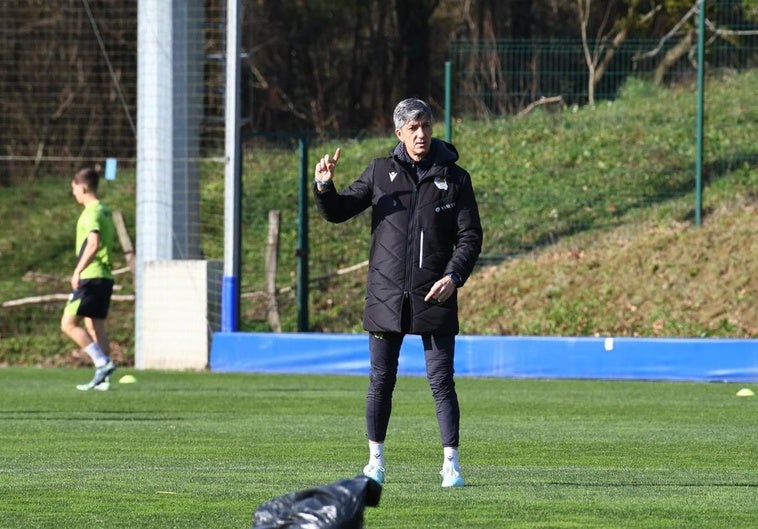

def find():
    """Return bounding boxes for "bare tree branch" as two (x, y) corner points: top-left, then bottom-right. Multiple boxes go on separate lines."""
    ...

(705, 17), (758, 37)
(635, 2), (699, 61)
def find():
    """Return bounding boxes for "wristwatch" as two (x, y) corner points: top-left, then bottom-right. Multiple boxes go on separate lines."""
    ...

(447, 272), (462, 287)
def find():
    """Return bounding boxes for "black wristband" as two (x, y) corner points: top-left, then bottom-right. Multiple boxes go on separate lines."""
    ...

(447, 272), (462, 287)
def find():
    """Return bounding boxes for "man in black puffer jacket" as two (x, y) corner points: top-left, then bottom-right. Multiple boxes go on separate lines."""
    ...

(314, 98), (483, 488)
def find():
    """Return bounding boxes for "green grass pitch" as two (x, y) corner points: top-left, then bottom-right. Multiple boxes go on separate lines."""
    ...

(0, 367), (756, 528)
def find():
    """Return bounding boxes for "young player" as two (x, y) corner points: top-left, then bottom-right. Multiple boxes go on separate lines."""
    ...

(60, 167), (117, 391)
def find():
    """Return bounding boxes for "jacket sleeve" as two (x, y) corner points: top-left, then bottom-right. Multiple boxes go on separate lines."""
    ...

(313, 161), (374, 223)
(445, 171), (483, 286)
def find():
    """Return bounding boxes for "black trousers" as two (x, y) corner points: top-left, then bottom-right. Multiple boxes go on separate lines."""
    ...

(366, 331), (460, 448)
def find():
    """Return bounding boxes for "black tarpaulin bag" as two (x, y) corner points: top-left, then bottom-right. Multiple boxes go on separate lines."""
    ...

(251, 475), (382, 529)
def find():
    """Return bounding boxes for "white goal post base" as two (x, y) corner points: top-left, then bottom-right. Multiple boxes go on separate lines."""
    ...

(140, 260), (222, 370)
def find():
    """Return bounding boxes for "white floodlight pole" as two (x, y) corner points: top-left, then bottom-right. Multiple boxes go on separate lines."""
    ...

(222, 0), (242, 331)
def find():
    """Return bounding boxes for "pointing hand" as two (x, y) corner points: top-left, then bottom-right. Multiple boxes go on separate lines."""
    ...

(315, 147), (341, 184)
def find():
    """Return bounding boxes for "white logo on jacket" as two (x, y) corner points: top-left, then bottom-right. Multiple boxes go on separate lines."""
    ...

(435, 201), (456, 213)
(389, 171), (397, 182)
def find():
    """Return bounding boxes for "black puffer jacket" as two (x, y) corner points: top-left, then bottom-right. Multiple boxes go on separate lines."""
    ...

(314, 139), (483, 335)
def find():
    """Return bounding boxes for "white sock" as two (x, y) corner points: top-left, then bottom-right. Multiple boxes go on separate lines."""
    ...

(443, 447), (460, 471)
(368, 441), (385, 469)
(84, 342), (109, 368)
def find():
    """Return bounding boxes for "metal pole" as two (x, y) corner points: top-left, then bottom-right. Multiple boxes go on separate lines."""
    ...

(135, 0), (174, 368)
(296, 136), (309, 332)
(222, 0), (242, 331)
(444, 61), (452, 143)
(694, 0), (705, 227)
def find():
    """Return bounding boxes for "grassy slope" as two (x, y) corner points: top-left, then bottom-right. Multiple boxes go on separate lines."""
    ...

(0, 368), (756, 529)
(459, 73), (758, 337)
(461, 202), (757, 337)
(0, 72), (756, 365)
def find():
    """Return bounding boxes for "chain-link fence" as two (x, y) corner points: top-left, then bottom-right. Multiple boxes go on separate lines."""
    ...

(449, 3), (757, 115)
(0, 2), (756, 355)
(0, 1), (229, 182)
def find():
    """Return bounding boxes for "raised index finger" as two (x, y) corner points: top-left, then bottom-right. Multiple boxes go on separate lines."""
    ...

(332, 147), (341, 164)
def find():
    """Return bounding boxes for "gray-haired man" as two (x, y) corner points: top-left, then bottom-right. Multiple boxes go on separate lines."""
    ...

(313, 98), (483, 487)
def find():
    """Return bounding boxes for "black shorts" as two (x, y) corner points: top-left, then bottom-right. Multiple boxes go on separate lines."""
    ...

(63, 278), (114, 319)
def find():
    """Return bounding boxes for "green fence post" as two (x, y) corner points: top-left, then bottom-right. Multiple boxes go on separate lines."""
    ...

(297, 135), (309, 331)
(694, 0), (705, 227)
(445, 60), (452, 143)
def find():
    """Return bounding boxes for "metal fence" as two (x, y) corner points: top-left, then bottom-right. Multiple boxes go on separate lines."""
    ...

(0, 0), (227, 183)
(449, 7), (758, 116)
(0, 1), (756, 345)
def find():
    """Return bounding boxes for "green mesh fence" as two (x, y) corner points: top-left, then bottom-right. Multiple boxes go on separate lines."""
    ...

(0, 1), (755, 337)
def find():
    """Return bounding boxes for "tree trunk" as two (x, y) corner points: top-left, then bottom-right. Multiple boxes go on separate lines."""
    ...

(396, 0), (439, 99)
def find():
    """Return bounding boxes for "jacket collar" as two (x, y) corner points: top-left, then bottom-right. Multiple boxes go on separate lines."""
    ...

(391, 138), (459, 168)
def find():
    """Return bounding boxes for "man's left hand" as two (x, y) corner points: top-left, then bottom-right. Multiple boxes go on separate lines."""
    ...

(424, 275), (456, 304)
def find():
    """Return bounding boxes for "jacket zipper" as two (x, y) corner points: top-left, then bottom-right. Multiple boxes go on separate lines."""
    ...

(419, 229), (424, 268)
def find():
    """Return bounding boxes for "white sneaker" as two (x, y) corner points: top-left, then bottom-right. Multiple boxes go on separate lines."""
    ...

(363, 463), (385, 484)
(77, 376), (111, 392)
(440, 465), (465, 488)
(77, 360), (117, 391)
(93, 377), (111, 391)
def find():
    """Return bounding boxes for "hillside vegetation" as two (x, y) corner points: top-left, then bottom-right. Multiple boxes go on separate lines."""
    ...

(0, 72), (755, 366)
